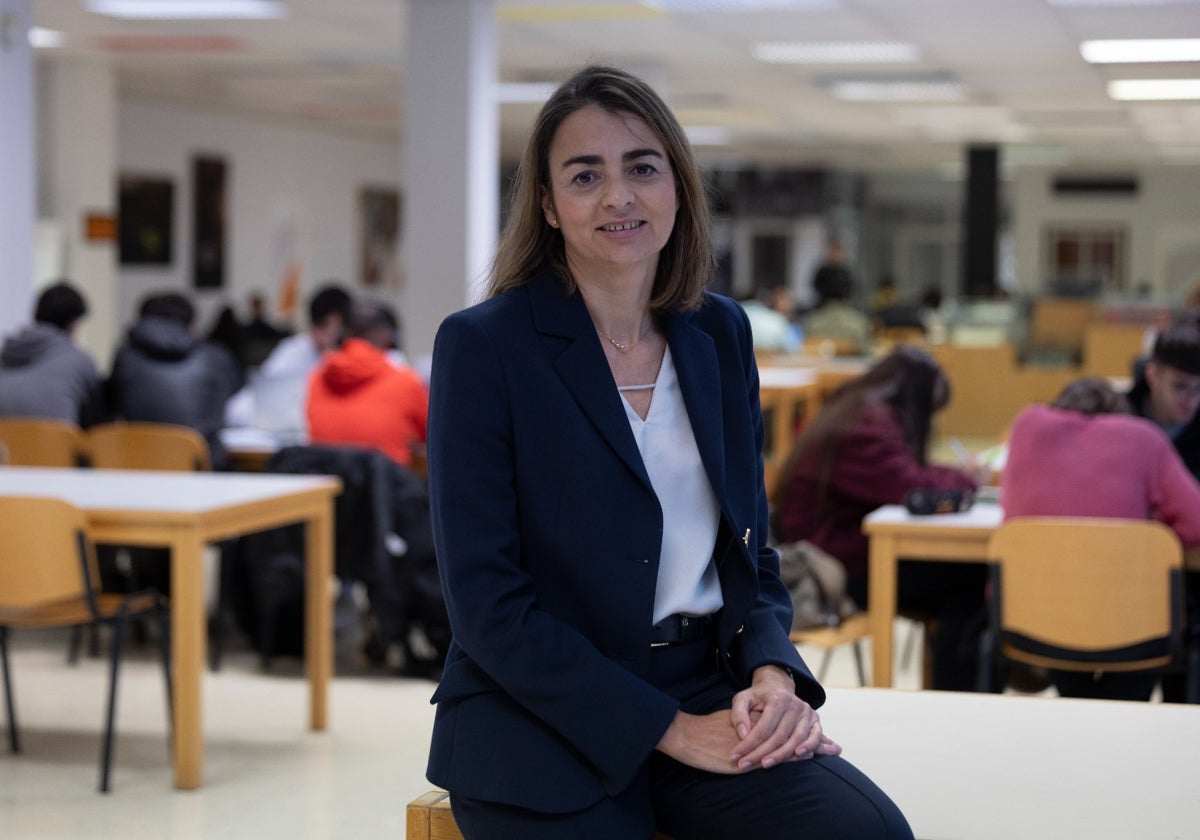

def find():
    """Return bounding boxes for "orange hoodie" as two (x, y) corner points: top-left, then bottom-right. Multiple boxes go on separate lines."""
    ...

(306, 338), (428, 465)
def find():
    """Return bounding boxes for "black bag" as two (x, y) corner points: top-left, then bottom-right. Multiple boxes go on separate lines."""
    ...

(775, 540), (858, 631)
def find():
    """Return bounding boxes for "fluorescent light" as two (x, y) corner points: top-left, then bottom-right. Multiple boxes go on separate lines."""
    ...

(86, 0), (286, 19)
(642, 0), (838, 11)
(1082, 39), (1200, 64)
(683, 125), (732, 145)
(1109, 79), (1200, 100)
(754, 42), (919, 64)
(496, 82), (557, 104)
(1048, 0), (1200, 6)
(29, 27), (66, 49)
(831, 81), (965, 102)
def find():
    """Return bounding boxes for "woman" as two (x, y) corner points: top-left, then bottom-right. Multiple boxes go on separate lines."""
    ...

(425, 65), (910, 839)
(772, 347), (989, 690)
(1003, 377), (1200, 701)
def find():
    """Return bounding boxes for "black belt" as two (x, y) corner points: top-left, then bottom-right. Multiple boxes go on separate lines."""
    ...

(650, 614), (713, 647)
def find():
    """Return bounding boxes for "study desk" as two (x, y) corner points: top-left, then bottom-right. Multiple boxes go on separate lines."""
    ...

(863, 503), (1004, 688)
(863, 503), (1200, 688)
(0, 466), (341, 789)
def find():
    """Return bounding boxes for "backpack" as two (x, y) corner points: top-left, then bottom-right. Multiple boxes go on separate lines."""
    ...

(775, 540), (858, 631)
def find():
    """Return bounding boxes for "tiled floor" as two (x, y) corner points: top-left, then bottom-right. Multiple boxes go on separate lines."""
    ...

(0, 619), (924, 840)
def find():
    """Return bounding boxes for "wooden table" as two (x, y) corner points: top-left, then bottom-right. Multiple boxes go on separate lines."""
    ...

(0, 466), (341, 789)
(863, 502), (1200, 688)
(862, 502), (1004, 688)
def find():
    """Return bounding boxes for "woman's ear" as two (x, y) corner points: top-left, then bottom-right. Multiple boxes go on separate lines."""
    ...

(540, 187), (559, 228)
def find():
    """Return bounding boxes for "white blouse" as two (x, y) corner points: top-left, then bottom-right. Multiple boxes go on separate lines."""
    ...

(620, 346), (724, 624)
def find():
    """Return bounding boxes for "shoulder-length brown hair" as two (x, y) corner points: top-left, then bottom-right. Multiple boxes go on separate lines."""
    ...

(773, 346), (950, 502)
(487, 64), (715, 314)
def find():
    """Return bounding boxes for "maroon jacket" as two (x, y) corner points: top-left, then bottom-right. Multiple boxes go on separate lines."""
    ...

(773, 402), (977, 586)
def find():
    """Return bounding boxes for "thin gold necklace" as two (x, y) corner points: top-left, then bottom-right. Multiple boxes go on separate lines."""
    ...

(596, 322), (651, 353)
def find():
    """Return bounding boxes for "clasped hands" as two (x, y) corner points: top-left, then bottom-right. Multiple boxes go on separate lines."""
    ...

(656, 665), (843, 774)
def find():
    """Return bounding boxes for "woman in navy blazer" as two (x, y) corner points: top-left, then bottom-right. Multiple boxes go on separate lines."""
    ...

(426, 65), (911, 839)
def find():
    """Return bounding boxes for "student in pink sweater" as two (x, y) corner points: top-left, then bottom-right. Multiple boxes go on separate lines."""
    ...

(1003, 377), (1200, 700)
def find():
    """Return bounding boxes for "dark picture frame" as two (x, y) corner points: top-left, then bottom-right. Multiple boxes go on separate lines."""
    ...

(193, 155), (228, 289)
(118, 174), (174, 265)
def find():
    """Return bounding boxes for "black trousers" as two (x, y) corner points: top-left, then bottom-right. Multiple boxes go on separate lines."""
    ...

(450, 631), (912, 840)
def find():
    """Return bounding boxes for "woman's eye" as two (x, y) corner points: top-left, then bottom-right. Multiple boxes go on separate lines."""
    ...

(631, 162), (658, 177)
(571, 171), (597, 187)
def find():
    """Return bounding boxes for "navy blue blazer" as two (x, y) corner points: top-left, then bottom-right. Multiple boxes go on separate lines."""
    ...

(425, 269), (823, 813)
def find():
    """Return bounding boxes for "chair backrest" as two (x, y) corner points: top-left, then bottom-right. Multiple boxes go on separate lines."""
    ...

(0, 417), (88, 467)
(987, 517), (1183, 672)
(87, 422), (211, 472)
(0, 496), (95, 610)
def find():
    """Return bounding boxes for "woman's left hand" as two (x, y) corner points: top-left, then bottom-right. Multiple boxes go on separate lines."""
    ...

(728, 665), (843, 771)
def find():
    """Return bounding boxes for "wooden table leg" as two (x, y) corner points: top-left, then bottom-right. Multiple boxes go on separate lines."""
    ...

(869, 535), (898, 688)
(170, 527), (206, 789)
(305, 503), (334, 731)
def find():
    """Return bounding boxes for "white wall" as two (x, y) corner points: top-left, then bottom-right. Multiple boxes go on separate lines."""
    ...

(116, 96), (401, 351)
(1012, 166), (1200, 302)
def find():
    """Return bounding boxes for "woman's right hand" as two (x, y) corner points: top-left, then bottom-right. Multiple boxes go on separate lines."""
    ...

(656, 709), (836, 774)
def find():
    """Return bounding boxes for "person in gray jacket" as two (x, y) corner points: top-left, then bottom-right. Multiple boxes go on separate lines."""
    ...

(107, 291), (239, 470)
(0, 281), (103, 426)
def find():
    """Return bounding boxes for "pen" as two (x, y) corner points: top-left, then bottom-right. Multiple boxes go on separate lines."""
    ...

(949, 437), (970, 464)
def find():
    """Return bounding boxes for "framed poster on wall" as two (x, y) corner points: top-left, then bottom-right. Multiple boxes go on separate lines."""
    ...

(118, 174), (174, 265)
(193, 155), (227, 289)
(359, 186), (401, 288)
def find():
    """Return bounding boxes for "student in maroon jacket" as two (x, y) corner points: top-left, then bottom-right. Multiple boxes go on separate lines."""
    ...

(772, 347), (988, 690)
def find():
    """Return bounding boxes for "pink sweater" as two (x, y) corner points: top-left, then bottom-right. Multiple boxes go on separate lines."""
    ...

(1002, 404), (1200, 547)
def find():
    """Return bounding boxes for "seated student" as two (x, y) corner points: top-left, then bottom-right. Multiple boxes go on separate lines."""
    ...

(107, 291), (239, 470)
(306, 300), (427, 467)
(802, 266), (873, 355)
(1127, 320), (1200, 479)
(772, 347), (989, 690)
(740, 286), (801, 353)
(0, 281), (104, 427)
(224, 283), (352, 435)
(1003, 377), (1200, 701)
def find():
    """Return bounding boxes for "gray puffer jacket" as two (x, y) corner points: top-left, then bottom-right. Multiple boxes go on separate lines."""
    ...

(107, 316), (239, 469)
(0, 323), (103, 425)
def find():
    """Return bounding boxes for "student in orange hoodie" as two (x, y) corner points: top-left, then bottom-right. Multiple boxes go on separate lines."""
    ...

(306, 300), (427, 466)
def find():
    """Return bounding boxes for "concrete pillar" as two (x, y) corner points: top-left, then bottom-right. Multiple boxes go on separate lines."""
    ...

(40, 56), (119, 366)
(400, 0), (498, 360)
(0, 0), (35, 340)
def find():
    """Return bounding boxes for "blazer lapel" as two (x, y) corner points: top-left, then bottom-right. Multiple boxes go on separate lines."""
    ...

(526, 272), (653, 491)
(665, 308), (727, 505)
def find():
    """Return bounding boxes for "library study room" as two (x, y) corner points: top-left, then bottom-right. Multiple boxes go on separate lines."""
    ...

(2, 1), (1200, 839)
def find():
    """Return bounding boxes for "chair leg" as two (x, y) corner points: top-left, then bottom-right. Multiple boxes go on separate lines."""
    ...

(815, 648), (833, 682)
(1, 627), (19, 753)
(209, 540), (236, 672)
(1187, 646), (1200, 704)
(976, 627), (997, 693)
(851, 640), (867, 687)
(99, 613), (128, 794)
(158, 610), (174, 742)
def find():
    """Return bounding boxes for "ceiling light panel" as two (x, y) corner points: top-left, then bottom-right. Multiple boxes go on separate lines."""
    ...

(1082, 39), (1200, 63)
(754, 42), (919, 64)
(831, 81), (965, 102)
(1109, 79), (1200, 99)
(641, 0), (839, 11)
(86, 0), (287, 19)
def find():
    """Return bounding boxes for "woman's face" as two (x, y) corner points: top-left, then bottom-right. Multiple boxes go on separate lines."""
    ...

(540, 105), (678, 281)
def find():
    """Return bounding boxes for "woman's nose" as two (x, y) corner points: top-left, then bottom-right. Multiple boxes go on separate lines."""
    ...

(602, 178), (634, 208)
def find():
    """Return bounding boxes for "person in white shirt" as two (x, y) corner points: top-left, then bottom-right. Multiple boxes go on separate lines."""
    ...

(224, 283), (351, 434)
